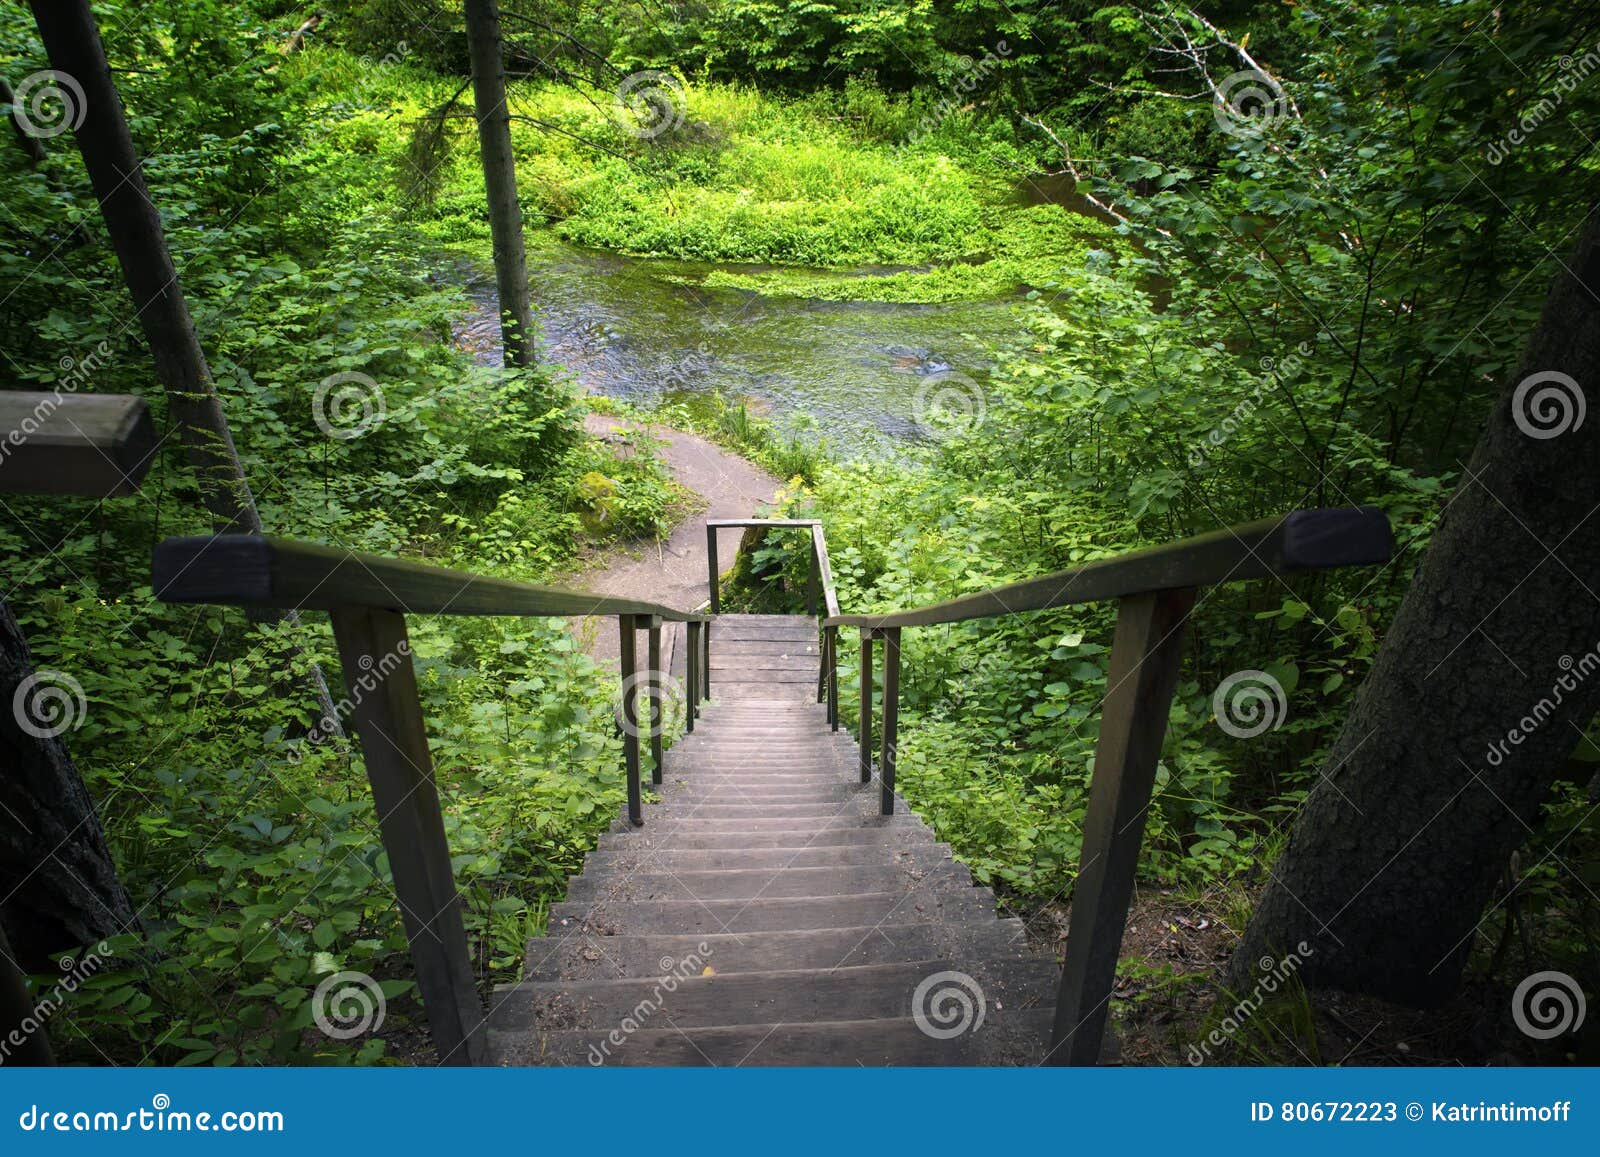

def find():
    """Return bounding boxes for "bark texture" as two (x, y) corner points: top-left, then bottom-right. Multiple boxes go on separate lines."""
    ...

(1235, 212), (1600, 1004)
(0, 600), (136, 966)
(463, 0), (537, 367)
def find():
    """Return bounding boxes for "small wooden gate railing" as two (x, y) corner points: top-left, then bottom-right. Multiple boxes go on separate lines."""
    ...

(152, 535), (710, 1065)
(716, 507), (1392, 1066)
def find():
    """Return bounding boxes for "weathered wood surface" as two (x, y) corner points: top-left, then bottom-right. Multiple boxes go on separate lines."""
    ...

(153, 535), (710, 621)
(829, 508), (1391, 629)
(0, 392), (156, 498)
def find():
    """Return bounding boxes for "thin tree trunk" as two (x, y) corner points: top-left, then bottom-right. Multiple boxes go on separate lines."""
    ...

(463, 0), (537, 367)
(0, 76), (49, 166)
(28, 0), (342, 735)
(1235, 211), (1600, 1004)
(0, 599), (137, 967)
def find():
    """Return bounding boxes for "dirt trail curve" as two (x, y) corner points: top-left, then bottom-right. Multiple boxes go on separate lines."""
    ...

(573, 413), (781, 671)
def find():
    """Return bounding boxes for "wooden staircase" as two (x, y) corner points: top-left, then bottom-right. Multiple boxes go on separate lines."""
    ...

(487, 614), (1062, 1065)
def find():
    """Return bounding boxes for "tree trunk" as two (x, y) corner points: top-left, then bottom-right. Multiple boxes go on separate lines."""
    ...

(0, 599), (137, 967)
(463, 0), (537, 367)
(1234, 211), (1600, 1004)
(29, 0), (342, 735)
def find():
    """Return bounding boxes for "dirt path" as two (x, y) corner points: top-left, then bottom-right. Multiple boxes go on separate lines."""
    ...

(572, 413), (781, 669)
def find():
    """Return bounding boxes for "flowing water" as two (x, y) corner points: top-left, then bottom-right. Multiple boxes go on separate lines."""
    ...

(448, 232), (1028, 459)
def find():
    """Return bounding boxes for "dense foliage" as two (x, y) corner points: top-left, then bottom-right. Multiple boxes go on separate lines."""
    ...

(3, 0), (1597, 1065)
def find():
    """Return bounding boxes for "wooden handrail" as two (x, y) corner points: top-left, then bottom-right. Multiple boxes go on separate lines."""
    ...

(153, 534), (711, 621)
(0, 391), (157, 498)
(151, 533), (710, 1066)
(826, 507), (1391, 629)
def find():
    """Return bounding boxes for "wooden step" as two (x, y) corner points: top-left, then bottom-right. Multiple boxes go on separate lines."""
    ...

(582, 841), (953, 872)
(490, 1010), (1056, 1066)
(566, 860), (973, 903)
(519, 918), (1035, 981)
(549, 887), (995, 934)
(596, 825), (937, 852)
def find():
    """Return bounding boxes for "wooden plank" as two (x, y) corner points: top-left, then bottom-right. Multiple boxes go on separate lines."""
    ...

(328, 606), (486, 1065)
(826, 626), (839, 731)
(153, 535), (709, 621)
(0, 392), (156, 498)
(705, 518), (820, 529)
(811, 524), (841, 618)
(619, 616), (643, 826)
(647, 620), (664, 786)
(1046, 588), (1195, 1065)
(706, 523), (720, 615)
(827, 508), (1391, 630)
(858, 629), (874, 784)
(879, 627), (901, 816)
(685, 620), (699, 733)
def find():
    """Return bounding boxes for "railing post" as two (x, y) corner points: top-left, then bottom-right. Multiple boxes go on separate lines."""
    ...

(879, 627), (901, 816)
(827, 626), (839, 731)
(816, 625), (828, 704)
(685, 620), (700, 733)
(1047, 588), (1195, 1066)
(646, 616), (664, 785)
(618, 614), (643, 827)
(807, 540), (819, 617)
(706, 525), (719, 615)
(328, 606), (487, 1065)
(858, 628), (874, 784)
(702, 617), (711, 700)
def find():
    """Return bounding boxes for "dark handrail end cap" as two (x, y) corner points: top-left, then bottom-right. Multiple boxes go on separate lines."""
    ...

(1282, 506), (1393, 570)
(152, 535), (274, 604)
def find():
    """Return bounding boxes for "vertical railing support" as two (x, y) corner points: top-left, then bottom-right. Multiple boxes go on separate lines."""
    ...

(329, 606), (487, 1065)
(807, 540), (820, 617)
(858, 628), (874, 784)
(618, 614), (643, 827)
(1047, 588), (1195, 1066)
(879, 627), (901, 816)
(706, 525), (720, 614)
(685, 620), (700, 733)
(826, 626), (839, 731)
(646, 616), (664, 785)
(701, 617), (711, 700)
